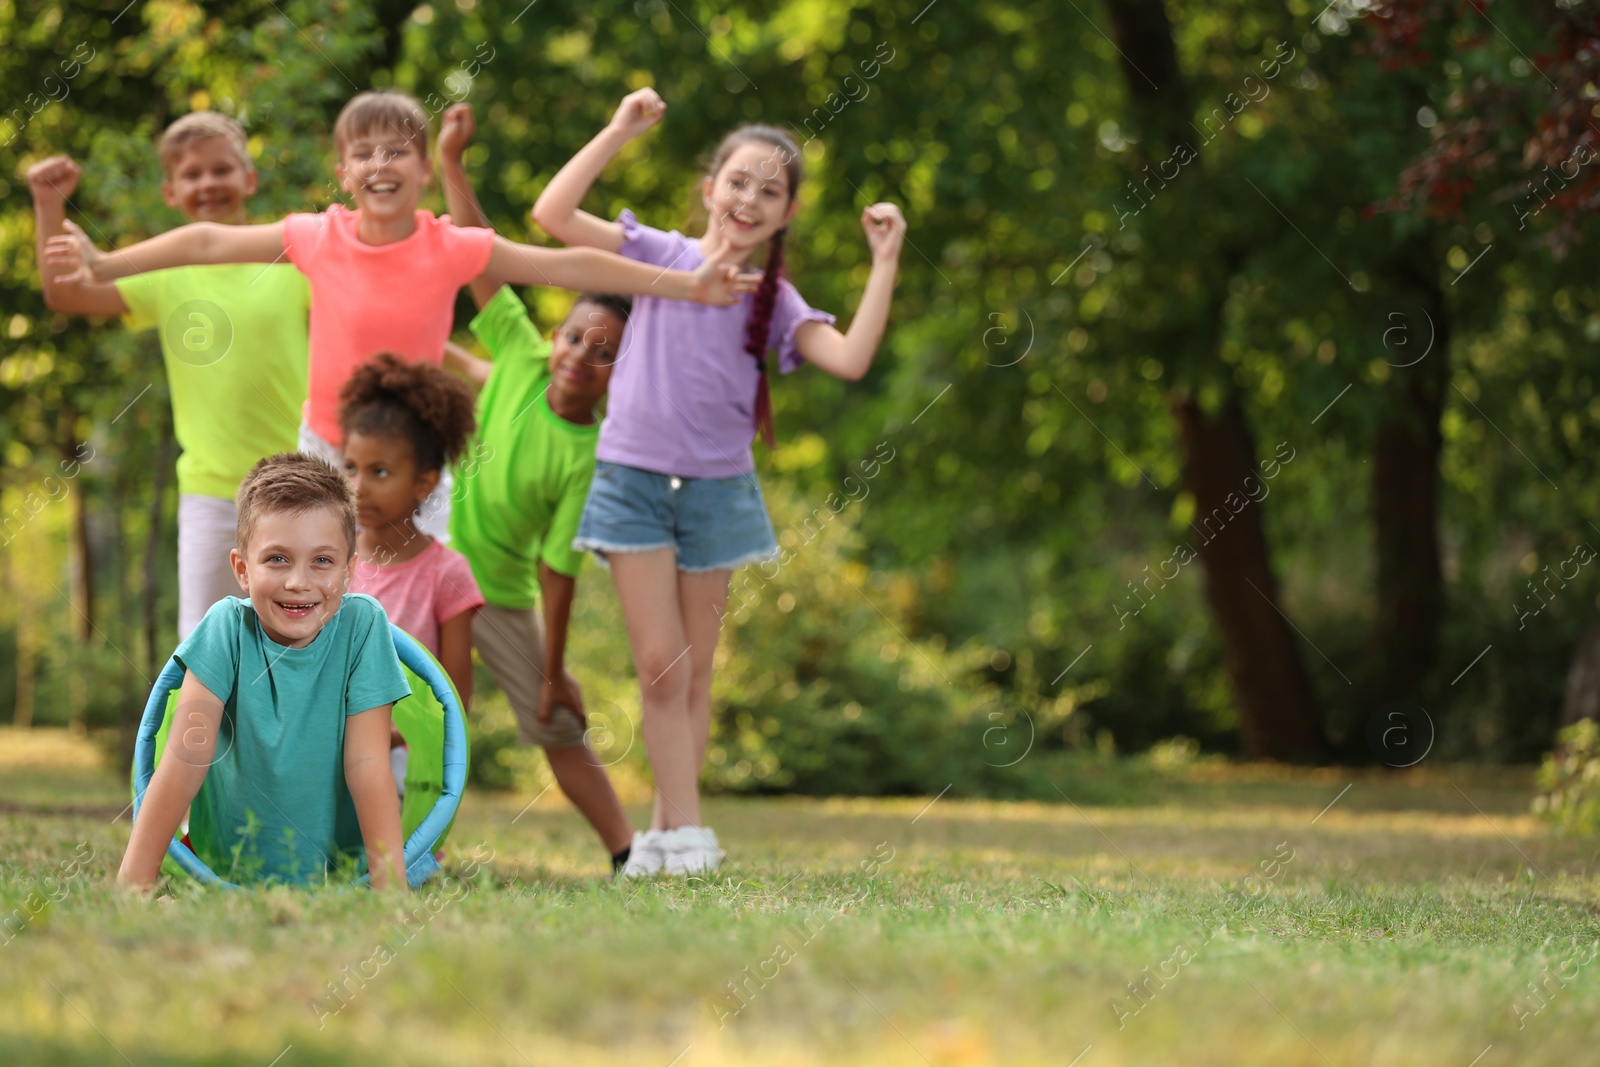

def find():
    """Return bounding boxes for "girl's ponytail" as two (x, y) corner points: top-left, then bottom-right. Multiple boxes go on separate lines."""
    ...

(744, 227), (786, 451)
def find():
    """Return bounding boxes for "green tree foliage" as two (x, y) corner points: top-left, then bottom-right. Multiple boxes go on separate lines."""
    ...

(5, 0), (1600, 785)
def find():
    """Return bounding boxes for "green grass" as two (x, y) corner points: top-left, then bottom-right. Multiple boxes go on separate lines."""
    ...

(3, 728), (1599, 1066)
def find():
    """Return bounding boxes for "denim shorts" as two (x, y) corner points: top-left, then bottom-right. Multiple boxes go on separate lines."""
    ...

(574, 460), (779, 573)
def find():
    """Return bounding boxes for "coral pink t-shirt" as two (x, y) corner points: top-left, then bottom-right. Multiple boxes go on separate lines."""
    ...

(283, 205), (495, 446)
(348, 540), (484, 657)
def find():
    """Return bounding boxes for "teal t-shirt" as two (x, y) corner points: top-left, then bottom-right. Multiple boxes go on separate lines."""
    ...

(450, 287), (601, 609)
(174, 593), (410, 885)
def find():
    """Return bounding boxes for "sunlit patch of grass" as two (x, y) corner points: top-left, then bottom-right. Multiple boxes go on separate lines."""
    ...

(2, 729), (1598, 1066)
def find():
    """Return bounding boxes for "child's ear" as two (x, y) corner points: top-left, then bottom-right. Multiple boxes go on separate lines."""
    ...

(230, 548), (249, 592)
(784, 199), (801, 227)
(701, 175), (715, 213)
(161, 179), (180, 211)
(336, 161), (353, 195)
(243, 167), (259, 199)
(415, 468), (441, 504)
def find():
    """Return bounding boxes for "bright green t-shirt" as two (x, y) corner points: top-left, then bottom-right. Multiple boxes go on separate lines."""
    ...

(450, 287), (599, 609)
(174, 593), (410, 886)
(116, 264), (310, 500)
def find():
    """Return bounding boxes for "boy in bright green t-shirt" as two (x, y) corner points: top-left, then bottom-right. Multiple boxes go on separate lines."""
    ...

(438, 103), (635, 873)
(30, 112), (308, 639)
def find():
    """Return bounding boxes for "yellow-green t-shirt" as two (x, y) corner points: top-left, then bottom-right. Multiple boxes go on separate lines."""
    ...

(450, 287), (600, 610)
(116, 264), (310, 500)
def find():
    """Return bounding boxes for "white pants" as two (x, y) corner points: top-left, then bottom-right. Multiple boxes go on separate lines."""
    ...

(297, 422), (453, 542)
(178, 494), (241, 640)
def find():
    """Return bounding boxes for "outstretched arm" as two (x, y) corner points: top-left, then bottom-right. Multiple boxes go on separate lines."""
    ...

(531, 88), (667, 252)
(28, 156), (127, 317)
(46, 217), (287, 284)
(484, 235), (759, 306)
(345, 704), (406, 892)
(118, 672), (223, 892)
(437, 104), (503, 310)
(794, 204), (906, 382)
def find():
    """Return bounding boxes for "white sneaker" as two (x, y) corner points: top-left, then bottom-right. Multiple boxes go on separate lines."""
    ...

(661, 825), (724, 876)
(618, 829), (667, 879)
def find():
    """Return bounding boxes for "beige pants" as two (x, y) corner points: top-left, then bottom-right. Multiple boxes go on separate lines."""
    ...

(472, 603), (587, 748)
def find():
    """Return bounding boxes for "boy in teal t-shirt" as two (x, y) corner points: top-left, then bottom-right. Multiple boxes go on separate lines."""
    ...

(438, 102), (636, 873)
(119, 454), (411, 891)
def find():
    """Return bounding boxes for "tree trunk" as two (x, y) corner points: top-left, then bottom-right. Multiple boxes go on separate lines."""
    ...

(1175, 396), (1328, 759)
(9, 537), (35, 729)
(1368, 289), (1449, 705)
(62, 404), (94, 640)
(124, 428), (172, 771)
(1104, 0), (1327, 759)
(1561, 626), (1600, 729)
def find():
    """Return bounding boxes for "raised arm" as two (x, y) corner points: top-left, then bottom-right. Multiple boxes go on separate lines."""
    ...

(530, 88), (668, 252)
(118, 672), (224, 891)
(28, 156), (128, 317)
(484, 235), (759, 307)
(437, 104), (503, 310)
(45, 217), (287, 284)
(442, 340), (491, 390)
(345, 703), (406, 892)
(793, 204), (906, 382)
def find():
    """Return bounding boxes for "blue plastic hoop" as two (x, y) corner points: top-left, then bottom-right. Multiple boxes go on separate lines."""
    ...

(130, 624), (467, 889)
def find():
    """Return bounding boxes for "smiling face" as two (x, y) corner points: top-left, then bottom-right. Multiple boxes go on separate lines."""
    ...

(230, 506), (354, 649)
(547, 300), (627, 415)
(336, 128), (430, 223)
(343, 430), (437, 534)
(162, 137), (257, 224)
(702, 141), (801, 256)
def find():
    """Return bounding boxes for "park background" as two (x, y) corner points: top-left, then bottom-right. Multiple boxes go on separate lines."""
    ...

(5, 0), (1600, 790)
(7, 3), (1600, 1066)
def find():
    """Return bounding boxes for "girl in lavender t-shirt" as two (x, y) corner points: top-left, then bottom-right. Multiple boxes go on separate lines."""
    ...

(536, 88), (907, 878)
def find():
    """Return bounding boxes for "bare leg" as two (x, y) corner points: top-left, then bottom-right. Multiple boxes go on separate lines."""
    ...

(608, 549), (700, 830)
(544, 744), (634, 854)
(678, 569), (732, 774)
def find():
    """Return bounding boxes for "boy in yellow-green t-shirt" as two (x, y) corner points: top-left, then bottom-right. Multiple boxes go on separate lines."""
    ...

(30, 112), (308, 638)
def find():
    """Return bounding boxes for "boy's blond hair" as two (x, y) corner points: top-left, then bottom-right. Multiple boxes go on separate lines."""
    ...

(334, 90), (430, 157)
(235, 453), (357, 556)
(158, 111), (252, 176)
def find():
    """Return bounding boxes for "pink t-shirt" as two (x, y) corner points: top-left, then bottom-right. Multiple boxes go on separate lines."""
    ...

(283, 205), (495, 446)
(348, 540), (484, 658)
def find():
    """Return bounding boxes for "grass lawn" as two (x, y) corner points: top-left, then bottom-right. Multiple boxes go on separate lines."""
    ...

(3, 727), (1598, 1066)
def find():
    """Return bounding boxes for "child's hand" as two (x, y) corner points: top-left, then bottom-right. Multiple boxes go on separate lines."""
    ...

(862, 203), (906, 263)
(438, 103), (475, 164)
(538, 671), (586, 728)
(43, 219), (104, 285)
(28, 154), (82, 204)
(687, 237), (762, 306)
(609, 88), (666, 140)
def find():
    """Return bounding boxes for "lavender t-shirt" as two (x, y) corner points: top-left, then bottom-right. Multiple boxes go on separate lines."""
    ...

(595, 209), (836, 478)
